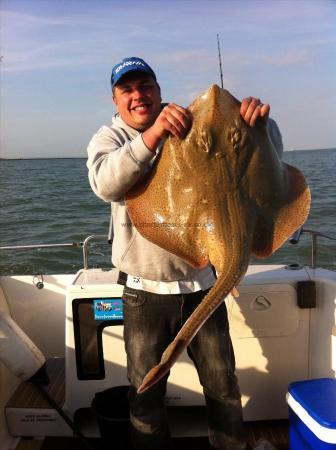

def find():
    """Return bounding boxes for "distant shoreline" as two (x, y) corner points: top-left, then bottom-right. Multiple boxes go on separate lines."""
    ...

(1, 147), (336, 160)
(0, 157), (86, 160)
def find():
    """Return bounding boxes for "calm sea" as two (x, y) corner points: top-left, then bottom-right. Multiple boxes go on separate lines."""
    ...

(0, 149), (335, 275)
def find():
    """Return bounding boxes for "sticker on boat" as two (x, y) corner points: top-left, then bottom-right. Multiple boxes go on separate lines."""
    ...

(93, 298), (123, 320)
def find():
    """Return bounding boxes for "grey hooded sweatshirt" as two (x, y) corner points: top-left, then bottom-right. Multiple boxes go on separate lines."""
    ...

(87, 112), (283, 282)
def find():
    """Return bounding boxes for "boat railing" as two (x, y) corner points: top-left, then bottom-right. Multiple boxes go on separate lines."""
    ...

(0, 228), (335, 271)
(82, 234), (108, 270)
(0, 242), (84, 251)
(290, 228), (336, 269)
(0, 236), (109, 270)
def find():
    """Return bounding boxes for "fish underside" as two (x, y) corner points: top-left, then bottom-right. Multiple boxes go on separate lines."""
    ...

(125, 85), (310, 394)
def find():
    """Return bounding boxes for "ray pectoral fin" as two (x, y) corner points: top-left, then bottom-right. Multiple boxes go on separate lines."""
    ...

(253, 163), (311, 258)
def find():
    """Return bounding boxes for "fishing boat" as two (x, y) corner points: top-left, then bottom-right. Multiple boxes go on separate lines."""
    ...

(1, 227), (335, 450)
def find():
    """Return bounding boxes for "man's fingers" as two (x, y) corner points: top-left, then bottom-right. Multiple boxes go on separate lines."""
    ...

(165, 119), (183, 138)
(162, 103), (192, 138)
(165, 103), (192, 129)
(249, 103), (270, 126)
(164, 112), (185, 137)
(250, 106), (262, 127)
(243, 98), (260, 125)
(260, 103), (270, 118)
(240, 97), (270, 126)
(240, 97), (253, 117)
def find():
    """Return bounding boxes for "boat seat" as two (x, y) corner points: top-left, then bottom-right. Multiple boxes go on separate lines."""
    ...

(5, 357), (71, 437)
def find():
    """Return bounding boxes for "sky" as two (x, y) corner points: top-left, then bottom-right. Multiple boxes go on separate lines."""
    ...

(0, 0), (335, 158)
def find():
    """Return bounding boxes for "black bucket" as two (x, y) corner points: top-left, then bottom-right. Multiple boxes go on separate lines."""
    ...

(91, 385), (131, 450)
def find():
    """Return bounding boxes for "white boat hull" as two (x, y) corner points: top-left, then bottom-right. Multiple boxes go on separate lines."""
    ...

(1, 265), (335, 447)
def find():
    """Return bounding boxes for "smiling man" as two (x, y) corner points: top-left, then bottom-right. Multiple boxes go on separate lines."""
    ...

(112, 59), (193, 153)
(87, 56), (281, 450)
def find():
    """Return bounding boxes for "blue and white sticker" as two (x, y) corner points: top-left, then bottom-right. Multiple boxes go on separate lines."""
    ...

(93, 298), (123, 320)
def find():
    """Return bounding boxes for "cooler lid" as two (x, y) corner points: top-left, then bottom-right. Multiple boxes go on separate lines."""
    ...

(288, 378), (336, 429)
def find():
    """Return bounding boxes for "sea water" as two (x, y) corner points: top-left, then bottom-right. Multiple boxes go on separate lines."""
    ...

(0, 149), (335, 275)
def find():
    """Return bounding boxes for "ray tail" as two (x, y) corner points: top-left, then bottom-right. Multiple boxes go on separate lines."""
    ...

(137, 257), (248, 394)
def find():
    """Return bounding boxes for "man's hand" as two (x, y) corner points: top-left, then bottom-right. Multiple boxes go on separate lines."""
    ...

(142, 103), (192, 152)
(240, 97), (270, 127)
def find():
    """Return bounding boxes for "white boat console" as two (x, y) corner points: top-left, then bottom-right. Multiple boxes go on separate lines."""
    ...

(64, 266), (312, 421)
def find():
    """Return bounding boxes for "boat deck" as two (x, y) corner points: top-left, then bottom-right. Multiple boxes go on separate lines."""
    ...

(14, 420), (289, 449)
(8, 358), (289, 450)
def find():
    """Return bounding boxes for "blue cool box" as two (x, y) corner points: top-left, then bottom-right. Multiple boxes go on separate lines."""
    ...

(287, 378), (336, 449)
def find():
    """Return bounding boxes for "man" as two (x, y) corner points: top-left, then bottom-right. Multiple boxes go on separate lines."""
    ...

(87, 57), (282, 450)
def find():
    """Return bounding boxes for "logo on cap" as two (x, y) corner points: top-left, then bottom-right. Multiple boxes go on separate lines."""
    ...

(115, 60), (146, 75)
(111, 57), (156, 88)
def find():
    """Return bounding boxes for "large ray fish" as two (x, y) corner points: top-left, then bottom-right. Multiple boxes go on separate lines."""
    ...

(125, 85), (310, 394)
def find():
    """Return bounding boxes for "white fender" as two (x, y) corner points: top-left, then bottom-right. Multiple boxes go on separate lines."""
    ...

(0, 310), (45, 380)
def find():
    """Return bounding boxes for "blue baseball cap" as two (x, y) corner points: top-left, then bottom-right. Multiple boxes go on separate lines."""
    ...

(111, 57), (156, 89)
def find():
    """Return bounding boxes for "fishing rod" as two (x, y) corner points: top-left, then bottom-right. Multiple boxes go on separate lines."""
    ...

(216, 33), (224, 88)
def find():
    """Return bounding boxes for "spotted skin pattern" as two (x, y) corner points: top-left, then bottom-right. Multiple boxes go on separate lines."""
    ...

(125, 85), (311, 393)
